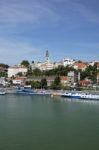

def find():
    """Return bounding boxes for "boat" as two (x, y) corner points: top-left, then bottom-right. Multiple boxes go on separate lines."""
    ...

(61, 92), (81, 99)
(15, 85), (51, 96)
(0, 91), (6, 95)
(80, 93), (99, 100)
(61, 92), (99, 100)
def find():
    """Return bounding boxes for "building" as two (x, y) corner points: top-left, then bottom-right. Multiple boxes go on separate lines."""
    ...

(45, 50), (50, 64)
(26, 76), (55, 87)
(80, 79), (92, 87)
(62, 58), (75, 67)
(0, 77), (7, 86)
(67, 71), (80, 86)
(60, 76), (68, 86)
(0, 67), (7, 73)
(73, 62), (87, 71)
(12, 77), (26, 85)
(8, 66), (28, 78)
(31, 50), (59, 71)
(39, 63), (54, 71)
(88, 61), (97, 66)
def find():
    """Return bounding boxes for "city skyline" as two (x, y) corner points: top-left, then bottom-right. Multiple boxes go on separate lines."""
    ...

(0, 0), (99, 64)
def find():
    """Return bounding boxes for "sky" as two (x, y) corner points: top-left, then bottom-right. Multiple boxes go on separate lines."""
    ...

(0, 0), (99, 64)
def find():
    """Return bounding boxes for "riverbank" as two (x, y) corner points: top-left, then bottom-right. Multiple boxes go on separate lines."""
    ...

(0, 87), (99, 97)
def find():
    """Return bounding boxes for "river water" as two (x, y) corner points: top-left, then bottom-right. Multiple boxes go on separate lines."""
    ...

(0, 95), (99, 150)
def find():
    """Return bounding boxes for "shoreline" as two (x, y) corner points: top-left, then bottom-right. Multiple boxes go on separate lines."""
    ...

(0, 87), (99, 96)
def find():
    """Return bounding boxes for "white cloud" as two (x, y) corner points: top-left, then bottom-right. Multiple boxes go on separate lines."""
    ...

(0, 0), (98, 64)
(0, 38), (40, 64)
(0, 0), (98, 32)
(0, 0), (60, 28)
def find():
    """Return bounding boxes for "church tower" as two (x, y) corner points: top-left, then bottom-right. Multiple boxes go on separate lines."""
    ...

(45, 50), (50, 63)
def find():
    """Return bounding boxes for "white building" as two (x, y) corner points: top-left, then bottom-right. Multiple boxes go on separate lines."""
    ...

(12, 77), (26, 85)
(62, 58), (75, 67)
(31, 50), (60, 71)
(39, 62), (54, 71)
(88, 61), (97, 66)
(0, 77), (7, 86)
(8, 66), (28, 78)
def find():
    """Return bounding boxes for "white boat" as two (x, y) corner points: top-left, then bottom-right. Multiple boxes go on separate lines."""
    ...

(61, 92), (81, 99)
(80, 93), (99, 100)
(61, 92), (99, 100)
(0, 91), (6, 95)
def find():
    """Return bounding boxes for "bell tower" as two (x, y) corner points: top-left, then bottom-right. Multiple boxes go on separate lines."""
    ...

(45, 50), (50, 63)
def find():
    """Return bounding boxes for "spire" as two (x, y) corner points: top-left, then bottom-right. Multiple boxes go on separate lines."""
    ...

(45, 50), (50, 63)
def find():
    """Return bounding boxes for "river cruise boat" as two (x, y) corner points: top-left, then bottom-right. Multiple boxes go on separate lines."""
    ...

(61, 92), (99, 100)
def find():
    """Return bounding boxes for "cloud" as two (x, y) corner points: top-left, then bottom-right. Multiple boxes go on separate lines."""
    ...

(0, 0), (60, 29)
(0, 0), (98, 64)
(0, 38), (40, 64)
(0, 0), (98, 33)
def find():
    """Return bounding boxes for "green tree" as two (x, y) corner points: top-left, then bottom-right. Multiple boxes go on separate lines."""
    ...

(41, 78), (47, 89)
(21, 60), (30, 68)
(26, 80), (41, 89)
(32, 68), (42, 76)
(54, 76), (60, 85)
(0, 72), (7, 77)
(80, 65), (97, 83)
(50, 76), (61, 89)
(0, 63), (9, 68)
(16, 72), (23, 77)
(27, 66), (32, 76)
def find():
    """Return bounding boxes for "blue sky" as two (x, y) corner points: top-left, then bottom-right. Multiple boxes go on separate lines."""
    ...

(0, 0), (99, 64)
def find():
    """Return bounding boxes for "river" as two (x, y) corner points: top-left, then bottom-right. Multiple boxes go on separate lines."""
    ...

(0, 95), (99, 150)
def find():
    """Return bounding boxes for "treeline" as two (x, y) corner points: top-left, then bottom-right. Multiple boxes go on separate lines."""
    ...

(20, 60), (98, 83)
(26, 65), (98, 83)
(26, 76), (61, 90)
(27, 66), (76, 76)
(80, 65), (98, 83)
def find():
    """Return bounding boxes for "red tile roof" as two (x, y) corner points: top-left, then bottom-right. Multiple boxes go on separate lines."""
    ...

(74, 63), (87, 69)
(80, 80), (92, 85)
(15, 77), (26, 80)
(60, 76), (68, 81)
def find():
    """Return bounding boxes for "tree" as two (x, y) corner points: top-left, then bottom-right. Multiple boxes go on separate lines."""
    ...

(32, 61), (35, 64)
(16, 72), (23, 77)
(41, 78), (47, 89)
(54, 76), (60, 85)
(26, 80), (41, 89)
(27, 66), (32, 76)
(21, 60), (30, 68)
(50, 76), (61, 89)
(32, 68), (42, 76)
(80, 65), (97, 83)
(0, 63), (9, 68)
(0, 72), (7, 77)
(34, 81), (41, 89)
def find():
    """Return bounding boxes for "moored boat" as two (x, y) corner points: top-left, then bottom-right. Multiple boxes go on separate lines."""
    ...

(61, 92), (99, 100)
(0, 91), (6, 95)
(61, 92), (81, 99)
(15, 86), (51, 96)
(80, 93), (99, 100)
